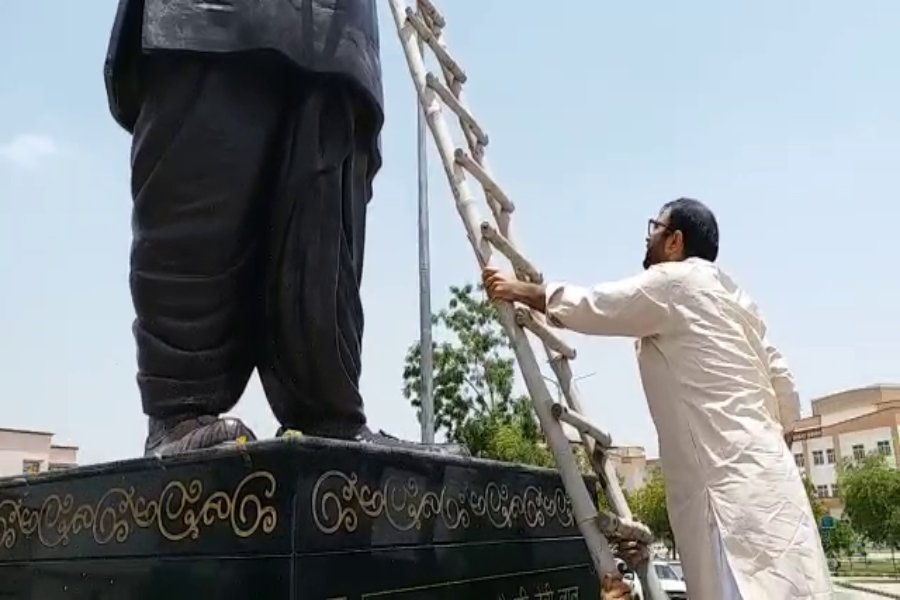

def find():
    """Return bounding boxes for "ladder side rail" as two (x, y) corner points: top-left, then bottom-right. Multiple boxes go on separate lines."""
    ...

(427, 43), (592, 413)
(419, 6), (666, 583)
(413, 3), (600, 467)
(424, 20), (631, 521)
(425, 28), (514, 258)
(416, 0), (445, 28)
(551, 357), (628, 514)
(388, 0), (620, 579)
(550, 358), (670, 600)
(425, 36), (639, 521)
(399, 5), (668, 597)
(423, 22), (659, 539)
(426, 40), (614, 470)
(427, 31), (671, 600)
(427, 48), (651, 546)
(424, 44), (618, 465)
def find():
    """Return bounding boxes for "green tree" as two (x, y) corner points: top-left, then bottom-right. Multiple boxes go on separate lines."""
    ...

(597, 472), (632, 513)
(821, 518), (858, 572)
(402, 283), (552, 466)
(839, 453), (900, 549)
(802, 475), (827, 527)
(629, 467), (675, 556)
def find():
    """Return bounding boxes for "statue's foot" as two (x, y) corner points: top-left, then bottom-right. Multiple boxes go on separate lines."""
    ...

(355, 426), (471, 457)
(145, 415), (257, 457)
(277, 424), (470, 457)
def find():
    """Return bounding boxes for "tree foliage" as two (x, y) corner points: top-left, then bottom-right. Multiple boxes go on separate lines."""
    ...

(802, 475), (828, 527)
(597, 473), (631, 514)
(628, 468), (675, 553)
(839, 453), (900, 548)
(821, 518), (858, 565)
(402, 283), (552, 466)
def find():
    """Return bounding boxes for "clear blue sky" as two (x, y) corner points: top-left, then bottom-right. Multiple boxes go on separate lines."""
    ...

(1, 1), (898, 465)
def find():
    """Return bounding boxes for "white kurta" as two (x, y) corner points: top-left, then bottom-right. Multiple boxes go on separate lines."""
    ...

(545, 257), (833, 600)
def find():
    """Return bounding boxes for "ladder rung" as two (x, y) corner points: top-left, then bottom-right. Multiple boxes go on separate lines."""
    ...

(480, 222), (542, 283)
(551, 403), (612, 448)
(596, 511), (654, 544)
(405, 9), (467, 83)
(425, 73), (489, 147)
(454, 150), (514, 212)
(415, 0), (446, 30)
(515, 308), (576, 359)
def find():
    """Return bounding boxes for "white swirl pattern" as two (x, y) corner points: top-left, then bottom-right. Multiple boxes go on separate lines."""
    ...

(311, 470), (574, 534)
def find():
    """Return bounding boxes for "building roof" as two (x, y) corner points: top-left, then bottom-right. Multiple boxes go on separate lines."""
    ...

(811, 384), (900, 415)
(0, 428), (79, 451)
(0, 426), (54, 437)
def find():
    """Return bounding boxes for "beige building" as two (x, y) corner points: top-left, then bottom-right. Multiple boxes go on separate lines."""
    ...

(606, 384), (900, 506)
(0, 427), (79, 478)
(609, 445), (656, 492)
(790, 384), (900, 517)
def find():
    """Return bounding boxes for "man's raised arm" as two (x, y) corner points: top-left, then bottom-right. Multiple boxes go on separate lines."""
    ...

(483, 266), (674, 339)
(766, 338), (802, 439)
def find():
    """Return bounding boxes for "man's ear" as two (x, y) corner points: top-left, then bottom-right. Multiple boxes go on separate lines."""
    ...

(666, 230), (684, 256)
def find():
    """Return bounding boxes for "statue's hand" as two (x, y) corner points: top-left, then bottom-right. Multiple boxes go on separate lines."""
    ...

(600, 574), (633, 600)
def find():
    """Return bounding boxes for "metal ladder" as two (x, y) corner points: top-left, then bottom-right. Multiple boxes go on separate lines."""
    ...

(387, 2), (669, 598)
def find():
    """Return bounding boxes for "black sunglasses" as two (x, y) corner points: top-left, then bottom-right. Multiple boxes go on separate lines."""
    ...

(647, 218), (675, 237)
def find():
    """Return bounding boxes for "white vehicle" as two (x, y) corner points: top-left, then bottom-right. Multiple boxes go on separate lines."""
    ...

(615, 558), (688, 599)
(653, 560), (688, 599)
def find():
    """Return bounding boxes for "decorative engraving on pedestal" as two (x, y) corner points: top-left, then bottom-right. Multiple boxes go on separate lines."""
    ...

(499, 584), (580, 600)
(0, 470), (278, 551)
(534, 583), (555, 600)
(351, 563), (589, 598)
(505, 587), (530, 600)
(557, 586), (580, 600)
(311, 470), (574, 534)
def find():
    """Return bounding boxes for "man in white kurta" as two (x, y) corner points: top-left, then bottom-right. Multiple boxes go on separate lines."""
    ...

(483, 198), (833, 600)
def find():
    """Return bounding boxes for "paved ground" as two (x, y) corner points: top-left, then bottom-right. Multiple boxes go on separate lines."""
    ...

(834, 578), (900, 599)
(836, 588), (899, 599)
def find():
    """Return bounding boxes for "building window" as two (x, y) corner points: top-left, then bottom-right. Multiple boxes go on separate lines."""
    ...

(22, 460), (41, 475)
(852, 445), (866, 461)
(877, 441), (892, 456)
(48, 463), (76, 472)
(831, 484), (840, 498)
(816, 485), (829, 499)
(794, 453), (805, 468)
(812, 450), (824, 466)
(826, 448), (836, 464)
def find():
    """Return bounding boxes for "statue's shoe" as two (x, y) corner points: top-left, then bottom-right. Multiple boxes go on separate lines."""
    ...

(145, 415), (257, 457)
(277, 424), (471, 458)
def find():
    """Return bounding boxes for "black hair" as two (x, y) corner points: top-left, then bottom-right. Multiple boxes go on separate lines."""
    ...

(662, 197), (719, 262)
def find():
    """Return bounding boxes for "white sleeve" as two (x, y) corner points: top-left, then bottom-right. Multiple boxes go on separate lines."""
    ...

(731, 284), (802, 432)
(544, 267), (674, 338)
(766, 339), (801, 432)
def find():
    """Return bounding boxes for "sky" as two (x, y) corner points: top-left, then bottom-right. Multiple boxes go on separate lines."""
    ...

(0, 1), (898, 466)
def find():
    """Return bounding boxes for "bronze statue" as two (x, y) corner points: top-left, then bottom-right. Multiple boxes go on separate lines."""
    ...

(104, 0), (461, 457)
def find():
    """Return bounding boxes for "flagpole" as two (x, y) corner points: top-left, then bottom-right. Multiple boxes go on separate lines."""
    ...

(416, 29), (435, 445)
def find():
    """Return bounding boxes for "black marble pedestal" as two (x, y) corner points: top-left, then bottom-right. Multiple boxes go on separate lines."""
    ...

(0, 437), (599, 599)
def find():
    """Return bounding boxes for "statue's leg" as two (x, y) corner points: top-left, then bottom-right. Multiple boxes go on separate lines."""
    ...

(131, 53), (287, 456)
(255, 75), (468, 457)
(257, 74), (373, 439)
